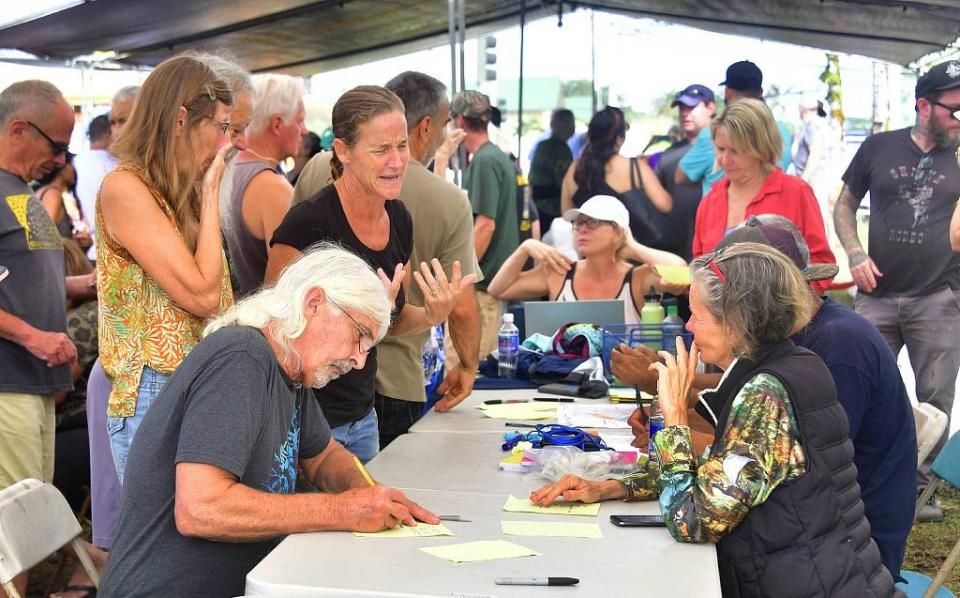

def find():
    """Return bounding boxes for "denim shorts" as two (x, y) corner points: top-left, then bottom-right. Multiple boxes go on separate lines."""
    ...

(107, 366), (170, 485)
(330, 408), (379, 464)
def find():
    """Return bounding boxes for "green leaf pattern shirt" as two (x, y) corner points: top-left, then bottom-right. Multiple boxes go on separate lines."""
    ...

(617, 372), (807, 543)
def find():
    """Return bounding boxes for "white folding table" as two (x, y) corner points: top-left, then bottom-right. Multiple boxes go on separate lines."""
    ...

(245, 488), (721, 597)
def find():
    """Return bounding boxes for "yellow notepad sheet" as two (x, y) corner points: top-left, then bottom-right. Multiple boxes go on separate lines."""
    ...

(655, 265), (692, 286)
(609, 387), (654, 403)
(354, 523), (453, 538)
(476, 402), (556, 420)
(420, 540), (540, 563)
(502, 495), (601, 516)
(501, 520), (603, 538)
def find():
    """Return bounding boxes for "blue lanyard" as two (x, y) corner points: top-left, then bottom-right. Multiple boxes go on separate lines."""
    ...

(502, 424), (612, 451)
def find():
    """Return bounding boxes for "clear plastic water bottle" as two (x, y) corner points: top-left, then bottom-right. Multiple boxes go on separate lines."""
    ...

(648, 395), (665, 468)
(497, 313), (520, 378)
(662, 303), (684, 356)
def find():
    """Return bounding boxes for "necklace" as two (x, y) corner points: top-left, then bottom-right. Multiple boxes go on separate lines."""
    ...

(242, 147), (280, 166)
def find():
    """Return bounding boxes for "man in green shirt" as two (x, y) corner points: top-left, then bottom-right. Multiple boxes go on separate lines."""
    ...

(452, 90), (519, 363)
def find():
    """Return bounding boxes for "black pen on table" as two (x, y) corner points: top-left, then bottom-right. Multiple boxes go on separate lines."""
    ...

(484, 399), (528, 405)
(533, 397), (575, 403)
(495, 577), (579, 586)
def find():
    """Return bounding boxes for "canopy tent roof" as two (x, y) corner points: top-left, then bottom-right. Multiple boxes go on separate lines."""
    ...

(0, 0), (957, 75)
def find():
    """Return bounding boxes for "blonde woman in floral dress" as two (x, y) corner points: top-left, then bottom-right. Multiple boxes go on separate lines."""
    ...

(96, 55), (234, 483)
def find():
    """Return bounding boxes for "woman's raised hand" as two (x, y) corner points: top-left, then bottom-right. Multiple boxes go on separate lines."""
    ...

(415, 259), (477, 325)
(201, 144), (234, 207)
(522, 239), (573, 276)
(648, 338), (699, 427)
(377, 263), (406, 304)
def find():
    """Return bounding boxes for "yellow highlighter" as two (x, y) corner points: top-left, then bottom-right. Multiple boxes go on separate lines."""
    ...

(353, 455), (376, 487)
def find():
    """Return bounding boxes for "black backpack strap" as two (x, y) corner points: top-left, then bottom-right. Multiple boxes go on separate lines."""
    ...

(629, 156), (642, 192)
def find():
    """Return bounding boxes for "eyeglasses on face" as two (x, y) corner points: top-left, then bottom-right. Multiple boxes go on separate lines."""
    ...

(26, 121), (69, 157)
(329, 300), (374, 354)
(573, 216), (613, 230)
(914, 153), (934, 187)
(931, 100), (960, 120)
(205, 117), (230, 136)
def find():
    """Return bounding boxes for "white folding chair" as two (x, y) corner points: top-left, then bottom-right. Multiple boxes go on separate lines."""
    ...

(0, 479), (99, 598)
(914, 403), (948, 469)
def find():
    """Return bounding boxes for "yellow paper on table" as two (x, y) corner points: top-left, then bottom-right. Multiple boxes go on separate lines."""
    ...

(609, 387), (654, 403)
(354, 523), (453, 538)
(476, 402), (556, 420)
(503, 495), (601, 517)
(501, 520), (603, 539)
(419, 540), (540, 563)
(655, 265), (691, 286)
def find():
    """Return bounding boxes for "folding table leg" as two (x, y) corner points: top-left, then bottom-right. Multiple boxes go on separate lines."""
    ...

(71, 538), (100, 587)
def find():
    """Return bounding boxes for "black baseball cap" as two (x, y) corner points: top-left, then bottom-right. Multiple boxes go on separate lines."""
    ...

(915, 60), (960, 99)
(715, 216), (839, 282)
(671, 84), (715, 107)
(720, 60), (763, 92)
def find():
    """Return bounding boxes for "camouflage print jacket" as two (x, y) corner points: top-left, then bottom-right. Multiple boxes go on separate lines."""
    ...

(616, 368), (807, 543)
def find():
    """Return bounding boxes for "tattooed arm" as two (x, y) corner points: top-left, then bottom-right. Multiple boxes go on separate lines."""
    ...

(834, 185), (882, 292)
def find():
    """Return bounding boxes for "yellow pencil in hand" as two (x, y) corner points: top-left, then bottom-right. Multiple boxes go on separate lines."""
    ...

(353, 455), (375, 487)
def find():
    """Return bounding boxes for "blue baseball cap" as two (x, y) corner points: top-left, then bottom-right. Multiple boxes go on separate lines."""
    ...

(671, 84), (715, 107)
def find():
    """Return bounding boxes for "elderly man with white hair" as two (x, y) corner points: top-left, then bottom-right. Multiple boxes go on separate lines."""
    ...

(221, 73), (306, 297)
(98, 244), (439, 598)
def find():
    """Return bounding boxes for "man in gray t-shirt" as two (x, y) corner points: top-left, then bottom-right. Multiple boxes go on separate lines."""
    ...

(0, 79), (85, 597)
(835, 60), (960, 522)
(99, 246), (440, 598)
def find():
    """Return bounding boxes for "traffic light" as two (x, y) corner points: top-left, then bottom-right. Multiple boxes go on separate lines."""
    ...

(484, 36), (497, 81)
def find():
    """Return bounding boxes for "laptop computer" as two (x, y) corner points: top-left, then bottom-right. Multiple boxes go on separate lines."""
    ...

(523, 299), (625, 337)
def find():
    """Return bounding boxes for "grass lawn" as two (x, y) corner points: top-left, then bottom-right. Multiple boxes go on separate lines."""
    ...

(903, 483), (960, 594)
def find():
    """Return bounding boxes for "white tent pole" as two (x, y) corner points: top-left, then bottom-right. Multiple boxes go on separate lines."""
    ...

(458, 0), (466, 91)
(448, 0), (457, 96)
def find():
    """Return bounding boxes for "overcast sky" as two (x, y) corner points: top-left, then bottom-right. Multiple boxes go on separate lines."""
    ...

(308, 8), (916, 127)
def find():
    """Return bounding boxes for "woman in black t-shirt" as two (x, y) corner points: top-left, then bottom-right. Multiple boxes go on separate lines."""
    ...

(266, 85), (474, 462)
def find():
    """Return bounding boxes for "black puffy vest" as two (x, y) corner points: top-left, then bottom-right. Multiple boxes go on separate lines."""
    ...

(703, 341), (900, 598)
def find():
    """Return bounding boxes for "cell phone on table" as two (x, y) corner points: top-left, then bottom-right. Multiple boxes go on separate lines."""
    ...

(610, 514), (665, 527)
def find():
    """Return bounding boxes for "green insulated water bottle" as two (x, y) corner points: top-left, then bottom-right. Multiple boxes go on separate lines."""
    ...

(640, 293), (665, 351)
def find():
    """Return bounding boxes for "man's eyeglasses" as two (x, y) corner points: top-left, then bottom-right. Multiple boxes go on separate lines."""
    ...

(27, 121), (69, 157)
(329, 300), (374, 354)
(914, 153), (934, 187)
(932, 101), (960, 120)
